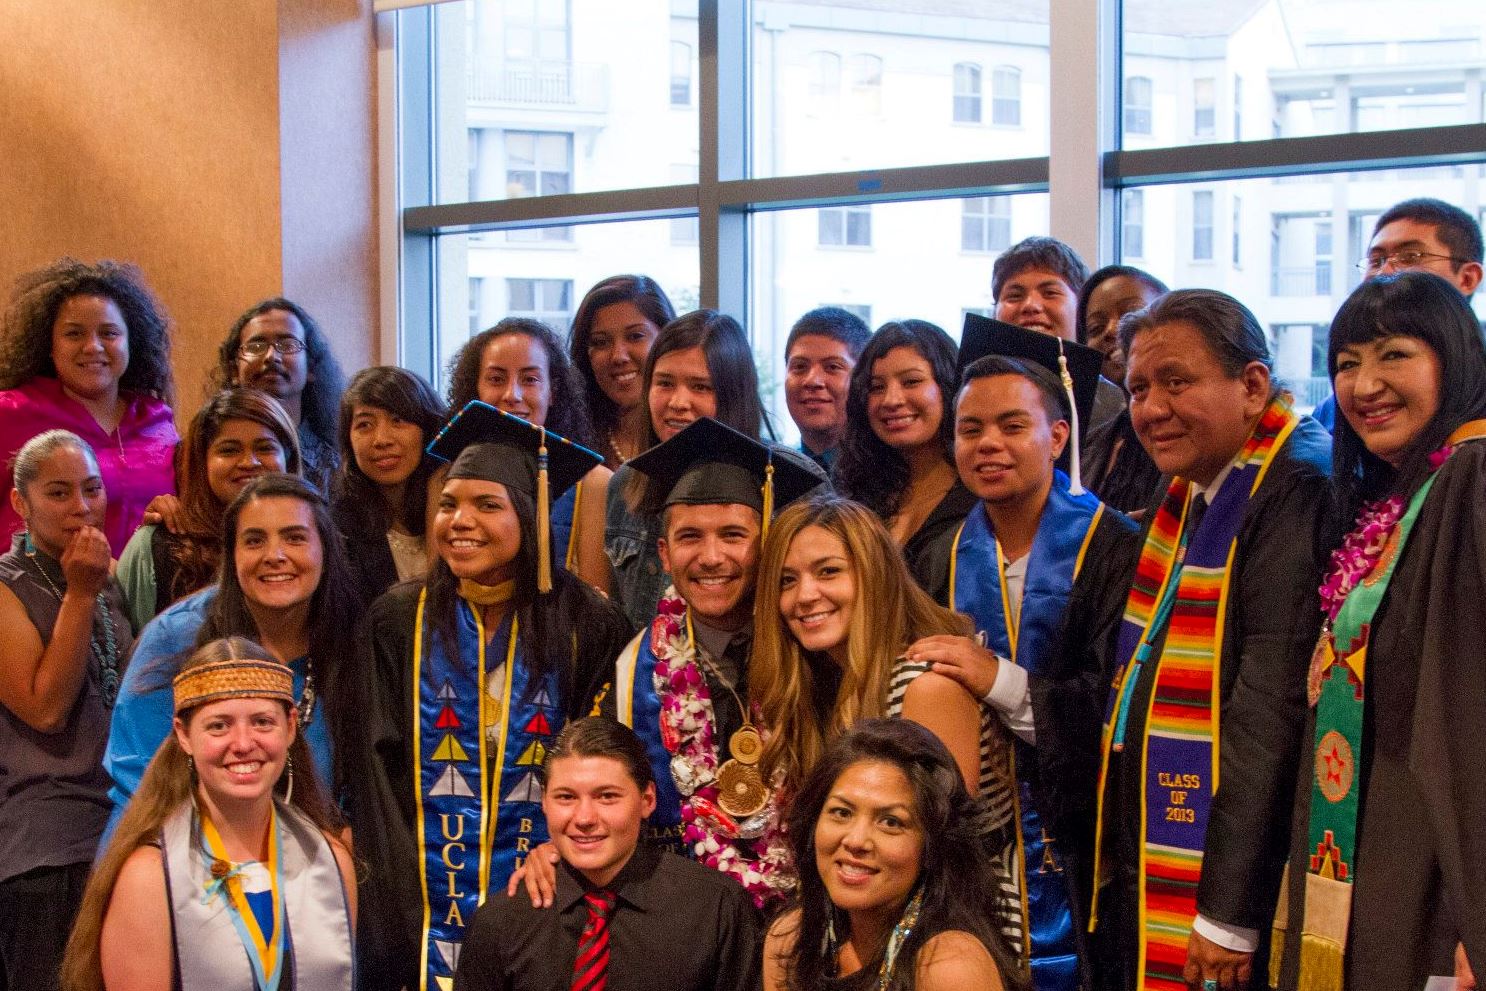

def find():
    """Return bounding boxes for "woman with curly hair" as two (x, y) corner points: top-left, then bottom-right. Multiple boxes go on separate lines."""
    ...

(764, 719), (1021, 991)
(333, 366), (447, 605)
(0, 258), (179, 555)
(832, 320), (974, 602)
(445, 318), (613, 593)
(567, 274), (676, 468)
(116, 389), (303, 632)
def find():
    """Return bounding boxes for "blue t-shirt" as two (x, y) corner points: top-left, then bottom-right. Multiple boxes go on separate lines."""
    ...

(101, 589), (334, 847)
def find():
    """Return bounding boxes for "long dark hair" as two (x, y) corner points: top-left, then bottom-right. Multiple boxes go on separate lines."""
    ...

(214, 298), (346, 450)
(334, 366), (447, 538)
(166, 389), (303, 600)
(568, 275), (676, 439)
(447, 318), (595, 449)
(0, 257), (175, 404)
(640, 309), (769, 448)
(190, 475), (363, 793)
(833, 320), (958, 520)
(1328, 271), (1486, 510)
(781, 719), (1023, 991)
(425, 482), (598, 708)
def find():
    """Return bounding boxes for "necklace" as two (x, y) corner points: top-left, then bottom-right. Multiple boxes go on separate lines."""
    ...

(607, 430), (631, 465)
(297, 657), (316, 729)
(690, 622), (768, 819)
(24, 536), (121, 707)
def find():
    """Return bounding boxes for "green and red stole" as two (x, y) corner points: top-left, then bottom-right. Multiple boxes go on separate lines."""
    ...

(1276, 420), (1486, 991)
(1090, 394), (1299, 990)
(411, 589), (561, 991)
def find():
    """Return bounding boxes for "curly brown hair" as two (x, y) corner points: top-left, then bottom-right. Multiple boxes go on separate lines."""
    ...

(0, 258), (175, 404)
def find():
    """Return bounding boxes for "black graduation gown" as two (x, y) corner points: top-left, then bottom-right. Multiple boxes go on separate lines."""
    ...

(1097, 416), (1334, 990)
(1279, 439), (1486, 990)
(1022, 506), (1143, 943)
(906, 480), (979, 604)
(343, 580), (634, 991)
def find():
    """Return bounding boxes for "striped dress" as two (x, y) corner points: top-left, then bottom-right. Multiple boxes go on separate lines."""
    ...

(887, 658), (1025, 957)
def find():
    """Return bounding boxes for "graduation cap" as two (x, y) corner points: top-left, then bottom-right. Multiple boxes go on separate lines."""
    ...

(626, 418), (824, 537)
(958, 314), (1104, 494)
(427, 400), (602, 592)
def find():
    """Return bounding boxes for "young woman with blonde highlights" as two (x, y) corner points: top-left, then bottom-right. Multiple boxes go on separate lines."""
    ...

(61, 636), (354, 991)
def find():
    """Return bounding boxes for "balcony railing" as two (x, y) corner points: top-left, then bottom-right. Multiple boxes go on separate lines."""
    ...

(1271, 264), (1332, 297)
(468, 60), (609, 113)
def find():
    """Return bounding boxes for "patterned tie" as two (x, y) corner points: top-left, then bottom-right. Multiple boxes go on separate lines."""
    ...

(571, 890), (616, 991)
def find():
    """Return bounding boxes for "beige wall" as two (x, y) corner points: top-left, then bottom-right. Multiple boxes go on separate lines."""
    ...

(0, 0), (378, 416)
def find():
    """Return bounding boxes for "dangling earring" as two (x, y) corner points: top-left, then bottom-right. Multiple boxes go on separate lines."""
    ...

(187, 754), (196, 779)
(282, 754), (294, 805)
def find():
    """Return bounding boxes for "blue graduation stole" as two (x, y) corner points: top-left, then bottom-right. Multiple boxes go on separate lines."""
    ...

(949, 471), (1103, 991)
(611, 629), (688, 856)
(411, 590), (561, 991)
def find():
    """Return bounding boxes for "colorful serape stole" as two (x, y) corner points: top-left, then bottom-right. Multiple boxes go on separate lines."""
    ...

(411, 589), (561, 991)
(199, 805), (286, 991)
(1282, 420), (1486, 991)
(1090, 394), (1298, 990)
(948, 470), (1102, 991)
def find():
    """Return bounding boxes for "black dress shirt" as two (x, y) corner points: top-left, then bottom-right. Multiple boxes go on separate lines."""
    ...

(454, 844), (762, 991)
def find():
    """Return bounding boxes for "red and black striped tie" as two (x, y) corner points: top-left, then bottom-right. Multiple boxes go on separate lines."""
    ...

(571, 890), (616, 991)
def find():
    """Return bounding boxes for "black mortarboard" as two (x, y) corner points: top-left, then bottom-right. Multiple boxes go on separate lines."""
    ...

(626, 418), (824, 533)
(958, 314), (1105, 493)
(427, 401), (602, 591)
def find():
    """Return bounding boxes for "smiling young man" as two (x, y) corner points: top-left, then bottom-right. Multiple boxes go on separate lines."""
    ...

(992, 238), (1130, 470)
(1312, 198), (1484, 432)
(456, 718), (761, 991)
(214, 298), (346, 491)
(1087, 290), (1333, 991)
(905, 333), (1140, 991)
(783, 307), (872, 469)
(598, 418), (822, 867)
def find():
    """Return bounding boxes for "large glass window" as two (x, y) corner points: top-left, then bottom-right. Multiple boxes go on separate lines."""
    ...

(1122, 1), (1486, 147)
(751, 0), (1051, 177)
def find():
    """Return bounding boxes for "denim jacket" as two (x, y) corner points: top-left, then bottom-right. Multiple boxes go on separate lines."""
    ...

(605, 464), (669, 632)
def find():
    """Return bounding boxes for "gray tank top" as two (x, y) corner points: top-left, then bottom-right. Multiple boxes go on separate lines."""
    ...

(0, 533), (134, 881)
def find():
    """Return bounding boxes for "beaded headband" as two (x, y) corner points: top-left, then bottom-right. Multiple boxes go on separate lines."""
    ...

(173, 658), (295, 714)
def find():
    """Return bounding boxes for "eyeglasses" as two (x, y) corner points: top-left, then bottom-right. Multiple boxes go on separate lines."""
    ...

(238, 338), (307, 359)
(1355, 249), (1466, 273)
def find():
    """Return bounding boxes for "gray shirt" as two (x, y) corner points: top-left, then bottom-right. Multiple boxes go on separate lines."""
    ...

(0, 534), (133, 880)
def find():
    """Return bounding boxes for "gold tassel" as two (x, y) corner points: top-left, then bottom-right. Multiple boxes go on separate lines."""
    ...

(760, 460), (776, 540)
(1268, 928), (1284, 989)
(1296, 934), (1346, 991)
(1057, 341), (1084, 495)
(536, 427), (552, 594)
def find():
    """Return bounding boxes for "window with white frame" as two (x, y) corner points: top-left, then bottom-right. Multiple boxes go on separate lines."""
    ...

(848, 54), (883, 116)
(818, 205), (872, 248)
(671, 41), (692, 106)
(506, 278), (573, 328)
(807, 51), (842, 117)
(504, 131), (573, 243)
(1125, 76), (1153, 135)
(1122, 189), (1144, 258)
(1194, 77), (1215, 137)
(962, 197), (1011, 253)
(953, 63), (981, 123)
(1192, 190), (1214, 261)
(992, 66), (1021, 126)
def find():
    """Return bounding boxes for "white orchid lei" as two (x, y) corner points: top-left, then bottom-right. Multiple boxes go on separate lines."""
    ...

(648, 589), (794, 908)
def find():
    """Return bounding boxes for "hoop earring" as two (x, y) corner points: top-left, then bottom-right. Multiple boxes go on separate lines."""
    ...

(283, 754), (294, 805)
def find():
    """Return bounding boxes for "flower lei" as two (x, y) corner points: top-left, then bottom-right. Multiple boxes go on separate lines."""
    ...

(648, 588), (794, 908)
(1318, 444), (1453, 622)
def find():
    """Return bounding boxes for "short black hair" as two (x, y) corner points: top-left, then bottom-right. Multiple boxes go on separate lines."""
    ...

(785, 306), (872, 361)
(1373, 197), (1484, 268)
(991, 236), (1091, 302)
(542, 716), (655, 793)
(958, 354), (1068, 425)
(1118, 288), (1273, 379)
